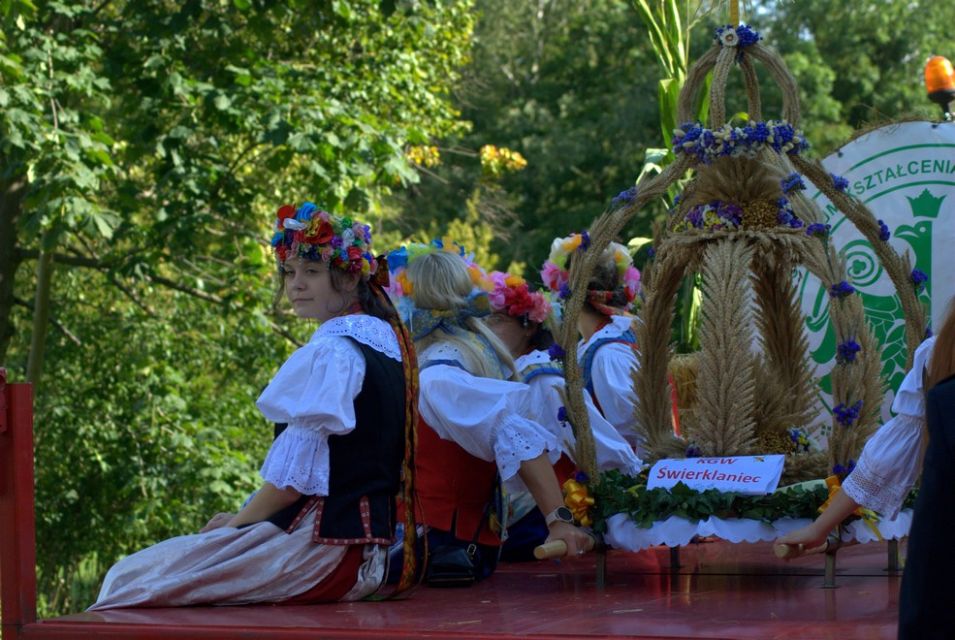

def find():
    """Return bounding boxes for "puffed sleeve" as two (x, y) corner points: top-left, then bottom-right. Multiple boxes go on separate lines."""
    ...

(590, 344), (641, 448)
(419, 365), (560, 482)
(526, 373), (643, 475)
(255, 336), (365, 495)
(841, 336), (935, 518)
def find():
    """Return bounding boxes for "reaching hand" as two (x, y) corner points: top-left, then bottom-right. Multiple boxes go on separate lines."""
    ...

(545, 521), (595, 557)
(200, 512), (234, 533)
(775, 523), (829, 558)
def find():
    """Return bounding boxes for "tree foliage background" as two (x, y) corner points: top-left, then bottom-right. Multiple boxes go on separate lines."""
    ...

(1, 0), (953, 615)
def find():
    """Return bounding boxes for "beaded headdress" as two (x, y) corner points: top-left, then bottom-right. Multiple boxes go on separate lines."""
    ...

(271, 202), (377, 278)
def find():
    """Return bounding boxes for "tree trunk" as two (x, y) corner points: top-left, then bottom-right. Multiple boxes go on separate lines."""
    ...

(0, 177), (26, 365)
(26, 237), (55, 387)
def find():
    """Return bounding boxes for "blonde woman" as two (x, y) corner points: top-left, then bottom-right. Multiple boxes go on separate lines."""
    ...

(388, 243), (591, 581)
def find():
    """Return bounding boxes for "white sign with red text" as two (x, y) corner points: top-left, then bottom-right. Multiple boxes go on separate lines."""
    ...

(647, 455), (786, 496)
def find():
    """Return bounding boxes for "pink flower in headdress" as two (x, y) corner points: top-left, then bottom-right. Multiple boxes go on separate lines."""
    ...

(488, 271), (508, 311)
(540, 260), (565, 293)
(623, 265), (641, 301)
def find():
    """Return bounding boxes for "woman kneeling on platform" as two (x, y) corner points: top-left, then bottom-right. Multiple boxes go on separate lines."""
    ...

(484, 270), (642, 561)
(91, 203), (419, 609)
(387, 244), (592, 583)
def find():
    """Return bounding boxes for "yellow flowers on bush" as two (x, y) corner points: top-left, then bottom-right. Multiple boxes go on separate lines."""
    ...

(479, 144), (527, 178)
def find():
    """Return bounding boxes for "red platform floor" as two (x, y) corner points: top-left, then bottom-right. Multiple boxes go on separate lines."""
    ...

(18, 540), (903, 640)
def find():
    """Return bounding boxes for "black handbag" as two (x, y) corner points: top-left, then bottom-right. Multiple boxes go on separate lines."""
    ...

(423, 503), (492, 588)
(423, 541), (481, 587)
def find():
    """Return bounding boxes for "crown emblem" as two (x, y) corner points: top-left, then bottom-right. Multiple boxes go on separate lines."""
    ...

(907, 189), (946, 219)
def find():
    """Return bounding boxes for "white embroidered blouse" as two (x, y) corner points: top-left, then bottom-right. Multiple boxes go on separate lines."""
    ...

(256, 315), (401, 496)
(417, 341), (560, 484)
(577, 314), (642, 451)
(842, 336), (935, 518)
(515, 349), (643, 474)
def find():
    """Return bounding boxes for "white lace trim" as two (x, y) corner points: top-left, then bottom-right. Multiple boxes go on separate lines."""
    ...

(577, 315), (634, 359)
(313, 315), (401, 361)
(260, 425), (331, 496)
(492, 414), (560, 481)
(842, 448), (917, 520)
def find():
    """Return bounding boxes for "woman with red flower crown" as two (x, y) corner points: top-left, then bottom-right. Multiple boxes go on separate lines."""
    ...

(484, 270), (642, 561)
(90, 202), (420, 608)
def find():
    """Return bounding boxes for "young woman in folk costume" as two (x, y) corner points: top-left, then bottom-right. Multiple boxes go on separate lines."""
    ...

(386, 242), (593, 579)
(485, 270), (642, 560)
(777, 299), (955, 557)
(541, 234), (646, 456)
(91, 203), (419, 609)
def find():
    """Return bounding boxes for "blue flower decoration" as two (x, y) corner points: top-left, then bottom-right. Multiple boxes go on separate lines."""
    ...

(646, 246), (656, 259)
(877, 219), (891, 242)
(806, 223), (831, 238)
(548, 343), (566, 360)
(911, 268), (928, 292)
(574, 470), (590, 484)
(780, 173), (805, 194)
(833, 400), (863, 427)
(833, 459), (857, 476)
(295, 202), (318, 221)
(685, 444), (703, 458)
(559, 282), (572, 299)
(612, 186), (638, 206)
(386, 246), (408, 271)
(557, 406), (568, 423)
(831, 173), (850, 193)
(580, 231), (591, 251)
(829, 281), (856, 299)
(837, 339), (861, 364)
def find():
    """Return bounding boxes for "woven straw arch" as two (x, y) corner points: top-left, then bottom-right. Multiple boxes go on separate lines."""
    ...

(558, 35), (926, 482)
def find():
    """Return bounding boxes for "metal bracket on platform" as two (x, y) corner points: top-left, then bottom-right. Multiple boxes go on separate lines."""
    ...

(886, 539), (901, 573)
(822, 530), (844, 589)
(670, 545), (681, 570)
(823, 551), (837, 589)
(595, 542), (607, 590)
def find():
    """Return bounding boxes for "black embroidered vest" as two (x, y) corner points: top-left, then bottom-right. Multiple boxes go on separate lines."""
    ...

(268, 339), (405, 544)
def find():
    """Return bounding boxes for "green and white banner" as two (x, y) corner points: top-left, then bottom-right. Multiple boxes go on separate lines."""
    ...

(797, 121), (955, 424)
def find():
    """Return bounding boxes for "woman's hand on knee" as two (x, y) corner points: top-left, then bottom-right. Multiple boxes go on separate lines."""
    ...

(200, 512), (234, 533)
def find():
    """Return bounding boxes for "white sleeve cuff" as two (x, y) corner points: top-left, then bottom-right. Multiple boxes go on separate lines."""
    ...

(841, 414), (923, 518)
(493, 414), (560, 482)
(259, 425), (331, 496)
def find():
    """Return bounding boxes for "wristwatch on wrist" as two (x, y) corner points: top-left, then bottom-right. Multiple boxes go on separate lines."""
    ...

(545, 506), (574, 527)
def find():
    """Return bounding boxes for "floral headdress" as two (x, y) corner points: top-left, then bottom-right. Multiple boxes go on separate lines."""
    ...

(271, 202), (377, 278)
(540, 233), (641, 315)
(385, 239), (493, 336)
(488, 271), (551, 326)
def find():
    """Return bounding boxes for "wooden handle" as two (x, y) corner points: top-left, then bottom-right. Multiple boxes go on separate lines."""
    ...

(534, 541), (567, 559)
(533, 534), (596, 560)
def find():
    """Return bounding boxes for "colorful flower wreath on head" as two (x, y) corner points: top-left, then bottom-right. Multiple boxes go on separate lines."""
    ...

(384, 238), (494, 329)
(488, 271), (551, 325)
(385, 237), (491, 299)
(541, 233), (641, 314)
(271, 202), (377, 278)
